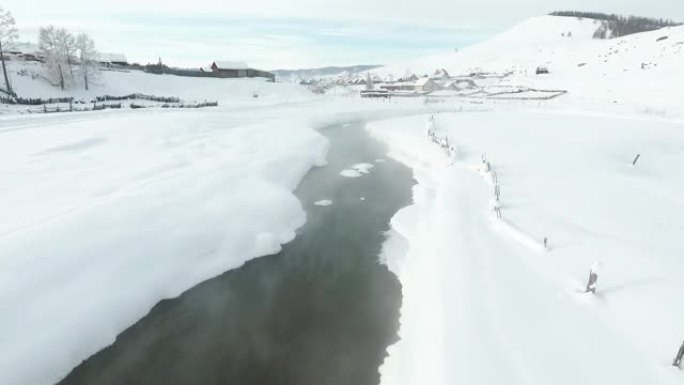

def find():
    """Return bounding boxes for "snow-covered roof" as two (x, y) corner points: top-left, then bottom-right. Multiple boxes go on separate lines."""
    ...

(98, 53), (128, 63)
(213, 61), (248, 70)
(7, 42), (40, 55)
(415, 77), (433, 86)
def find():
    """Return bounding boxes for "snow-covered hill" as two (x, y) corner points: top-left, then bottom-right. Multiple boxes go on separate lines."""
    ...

(382, 15), (684, 77)
(380, 15), (684, 113)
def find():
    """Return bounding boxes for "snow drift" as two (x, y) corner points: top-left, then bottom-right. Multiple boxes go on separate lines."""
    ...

(0, 108), (329, 385)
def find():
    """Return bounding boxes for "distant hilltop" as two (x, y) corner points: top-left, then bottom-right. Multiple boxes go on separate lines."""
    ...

(549, 11), (682, 38)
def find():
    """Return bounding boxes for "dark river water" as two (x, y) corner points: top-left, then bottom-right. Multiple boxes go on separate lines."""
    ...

(58, 121), (415, 385)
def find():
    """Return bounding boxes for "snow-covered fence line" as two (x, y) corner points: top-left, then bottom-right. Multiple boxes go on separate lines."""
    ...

(161, 101), (219, 109)
(95, 94), (181, 104)
(0, 95), (74, 105)
(26, 102), (123, 114)
(470, 87), (568, 101)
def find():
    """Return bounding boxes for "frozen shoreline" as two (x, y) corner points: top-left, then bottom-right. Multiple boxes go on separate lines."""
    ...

(368, 112), (684, 385)
(0, 88), (456, 385)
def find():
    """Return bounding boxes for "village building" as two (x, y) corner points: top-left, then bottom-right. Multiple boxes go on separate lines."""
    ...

(379, 81), (417, 92)
(441, 81), (458, 91)
(414, 77), (439, 92)
(3, 43), (44, 62)
(98, 53), (129, 68)
(210, 61), (276, 81)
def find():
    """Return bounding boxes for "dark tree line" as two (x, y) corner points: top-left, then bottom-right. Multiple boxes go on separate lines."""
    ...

(550, 11), (682, 38)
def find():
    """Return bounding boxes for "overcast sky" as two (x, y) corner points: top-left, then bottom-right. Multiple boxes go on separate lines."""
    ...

(5, 0), (683, 69)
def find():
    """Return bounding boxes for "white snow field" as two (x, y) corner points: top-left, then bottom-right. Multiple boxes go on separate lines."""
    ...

(0, 108), (331, 385)
(0, 65), (449, 385)
(2, 12), (684, 385)
(366, 14), (684, 385)
(369, 111), (684, 385)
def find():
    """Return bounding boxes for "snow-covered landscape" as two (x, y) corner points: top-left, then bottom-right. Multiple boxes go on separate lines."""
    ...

(2, 3), (684, 385)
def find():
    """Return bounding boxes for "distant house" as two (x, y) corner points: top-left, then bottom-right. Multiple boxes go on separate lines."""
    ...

(211, 61), (275, 81)
(98, 53), (128, 67)
(415, 77), (438, 92)
(380, 81), (416, 92)
(19, 53), (43, 62)
(442, 81), (458, 91)
(442, 79), (476, 90)
(4, 42), (44, 62)
(399, 74), (419, 82)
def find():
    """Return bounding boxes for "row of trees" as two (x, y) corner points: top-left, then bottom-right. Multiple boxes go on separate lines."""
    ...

(550, 11), (682, 38)
(0, 6), (101, 98)
(38, 25), (99, 91)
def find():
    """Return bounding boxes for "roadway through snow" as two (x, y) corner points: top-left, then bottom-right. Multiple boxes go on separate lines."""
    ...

(58, 121), (415, 385)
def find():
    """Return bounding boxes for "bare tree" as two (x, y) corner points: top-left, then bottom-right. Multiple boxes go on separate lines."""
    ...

(0, 7), (18, 97)
(55, 28), (76, 80)
(38, 25), (66, 90)
(76, 33), (98, 90)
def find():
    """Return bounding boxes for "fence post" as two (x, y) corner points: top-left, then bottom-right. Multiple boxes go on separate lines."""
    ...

(585, 264), (601, 294)
(673, 340), (684, 368)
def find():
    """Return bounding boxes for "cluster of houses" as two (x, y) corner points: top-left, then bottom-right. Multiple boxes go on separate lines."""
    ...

(303, 68), (483, 96)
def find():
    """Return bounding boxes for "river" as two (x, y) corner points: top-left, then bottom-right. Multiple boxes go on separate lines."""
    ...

(59, 120), (415, 385)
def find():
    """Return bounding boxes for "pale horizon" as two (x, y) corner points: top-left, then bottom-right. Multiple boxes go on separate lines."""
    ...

(5, 0), (683, 69)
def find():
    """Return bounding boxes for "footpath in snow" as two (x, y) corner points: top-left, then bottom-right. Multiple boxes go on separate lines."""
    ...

(369, 111), (684, 385)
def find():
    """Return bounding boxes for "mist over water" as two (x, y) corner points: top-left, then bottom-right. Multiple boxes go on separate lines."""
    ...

(58, 121), (415, 385)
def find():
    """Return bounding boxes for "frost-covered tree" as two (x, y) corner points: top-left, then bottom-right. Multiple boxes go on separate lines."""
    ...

(38, 25), (67, 90)
(0, 7), (18, 96)
(76, 33), (98, 90)
(55, 28), (76, 80)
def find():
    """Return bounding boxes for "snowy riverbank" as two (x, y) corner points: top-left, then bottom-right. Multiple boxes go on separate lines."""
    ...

(368, 111), (684, 385)
(0, 80), (456, 384)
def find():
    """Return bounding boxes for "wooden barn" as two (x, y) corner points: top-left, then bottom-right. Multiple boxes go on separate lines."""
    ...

(210, 61), (275, 81)
(98, 53), (128, 68)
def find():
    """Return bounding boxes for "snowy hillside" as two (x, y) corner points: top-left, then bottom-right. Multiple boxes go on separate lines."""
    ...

(3, 61), (313, 108)
(369, 111), (684, 385)
(380, 15), (684, 113)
